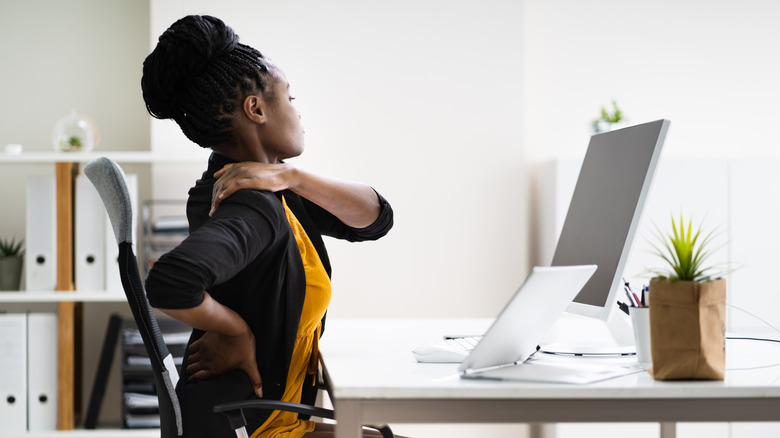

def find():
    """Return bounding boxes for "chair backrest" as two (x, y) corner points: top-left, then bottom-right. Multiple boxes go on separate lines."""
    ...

(84, 157), (183, 437)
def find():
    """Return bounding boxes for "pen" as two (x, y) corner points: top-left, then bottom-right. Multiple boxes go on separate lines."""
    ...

(633, 291), (642, 307)
(623, 278), (646, 307)
(624, 285), (639, 307)
(623, 278), (635, 306)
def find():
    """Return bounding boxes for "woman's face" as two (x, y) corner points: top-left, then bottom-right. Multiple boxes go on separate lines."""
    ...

(259, 73), (304, 161)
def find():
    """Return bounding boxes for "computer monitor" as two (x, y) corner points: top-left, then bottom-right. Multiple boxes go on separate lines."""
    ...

(547, 119), (670, 354)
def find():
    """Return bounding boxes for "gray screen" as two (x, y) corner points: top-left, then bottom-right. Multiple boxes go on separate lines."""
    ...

(551, 119), (669, 314)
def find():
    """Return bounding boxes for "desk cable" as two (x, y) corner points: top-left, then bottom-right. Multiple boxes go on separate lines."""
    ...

(726, 303), (780, 345)
(723, 304), (780, 372)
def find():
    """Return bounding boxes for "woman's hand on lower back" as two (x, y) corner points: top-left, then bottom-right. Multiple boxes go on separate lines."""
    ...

(185, 328), (264, 398)
(160, 291), (264, 397)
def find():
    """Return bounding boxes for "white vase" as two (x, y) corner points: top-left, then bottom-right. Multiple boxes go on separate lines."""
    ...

(52, 109), (100, 152)
(593, 121), (627, 134)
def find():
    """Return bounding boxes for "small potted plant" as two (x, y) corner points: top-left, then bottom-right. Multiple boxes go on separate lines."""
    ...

(645, 214), (728, 380)
(592, 100), (625, 133)
(0, 237), (24, 291)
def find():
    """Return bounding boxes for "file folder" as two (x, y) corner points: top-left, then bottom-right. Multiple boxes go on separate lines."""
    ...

(105, 174), (137, 293)
(26, 313), (58, 431)
(76, 175), (107, 290)
(25, 176), (57, 291)
(0, 314), (27, 433)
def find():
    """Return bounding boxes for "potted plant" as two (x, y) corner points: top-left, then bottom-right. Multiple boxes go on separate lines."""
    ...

(645, 214), (728, 380)
(0, 237), (24, 291)
(592, 100), (625, 133)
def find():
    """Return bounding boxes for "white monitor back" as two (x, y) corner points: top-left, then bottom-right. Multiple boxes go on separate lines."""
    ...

(551, 119), (669, 321)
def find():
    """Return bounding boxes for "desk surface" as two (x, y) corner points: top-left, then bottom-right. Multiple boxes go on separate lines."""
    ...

(319, 318), (780, 437)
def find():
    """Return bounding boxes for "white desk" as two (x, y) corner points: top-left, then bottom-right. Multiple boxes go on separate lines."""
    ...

(319, 318), (780, 438)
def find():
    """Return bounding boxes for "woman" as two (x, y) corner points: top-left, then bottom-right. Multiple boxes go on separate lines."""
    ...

(142, 15), (394, 438)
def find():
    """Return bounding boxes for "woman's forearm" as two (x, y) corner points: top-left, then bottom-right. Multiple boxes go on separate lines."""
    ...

(159, 291), (248, 336)
(287, 166), (381, 229)
(211, 162), (382, 228)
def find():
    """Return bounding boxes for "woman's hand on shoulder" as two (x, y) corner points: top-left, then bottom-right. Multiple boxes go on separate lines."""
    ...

(210, 161), (381, 229)
(210, 162), (300, 216)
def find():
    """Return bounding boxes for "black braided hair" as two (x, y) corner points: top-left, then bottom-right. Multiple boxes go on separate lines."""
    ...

(141, 15), (278, 148)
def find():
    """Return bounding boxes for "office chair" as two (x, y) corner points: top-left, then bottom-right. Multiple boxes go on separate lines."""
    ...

(84, 157), (393, 438)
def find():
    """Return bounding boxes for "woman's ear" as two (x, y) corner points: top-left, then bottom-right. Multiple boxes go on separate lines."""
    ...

(243, 95), (267, 124)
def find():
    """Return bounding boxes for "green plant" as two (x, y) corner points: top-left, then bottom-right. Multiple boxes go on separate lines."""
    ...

(595, 100), (624, 124)
(646, 214), (726, 282)
(68, 136), (82, 148)
(0, 237), (24, 258)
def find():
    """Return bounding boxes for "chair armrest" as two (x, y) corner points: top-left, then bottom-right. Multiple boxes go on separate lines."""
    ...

(214, 399), (394, 438)
(213, 399), (335, 427)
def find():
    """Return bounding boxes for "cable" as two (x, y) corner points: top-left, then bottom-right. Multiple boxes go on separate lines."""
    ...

(727, 337), (780, 344)
(724, 303), (780, 371)
(727, 302), (780, 336)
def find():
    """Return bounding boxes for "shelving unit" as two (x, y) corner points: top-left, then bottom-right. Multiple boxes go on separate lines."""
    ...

(0, 151), (204, 434)
(120, 319), (188, 430)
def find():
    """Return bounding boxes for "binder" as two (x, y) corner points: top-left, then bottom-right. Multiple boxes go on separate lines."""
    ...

(27, 313), (58, 431)
(25, 176), (57, 291)
(105, 174), (137, 293)
(0, 314), (27, 433)
(76, 175), (107, 290)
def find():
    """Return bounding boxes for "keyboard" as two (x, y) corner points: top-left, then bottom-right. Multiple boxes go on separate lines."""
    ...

(411, 336), (483, 363)
(442, 336), (481, 351)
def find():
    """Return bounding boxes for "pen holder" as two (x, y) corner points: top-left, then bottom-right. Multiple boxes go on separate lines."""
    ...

(629, 307), (652, 369)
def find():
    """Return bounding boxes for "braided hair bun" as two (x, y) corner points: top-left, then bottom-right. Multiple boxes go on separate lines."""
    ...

(142, 15), (274, 148)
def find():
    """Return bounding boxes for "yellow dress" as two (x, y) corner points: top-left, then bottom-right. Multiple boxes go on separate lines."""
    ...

(252, 197), (332, 438)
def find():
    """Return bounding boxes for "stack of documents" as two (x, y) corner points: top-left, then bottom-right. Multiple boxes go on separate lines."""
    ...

(121, 319), (190, 429)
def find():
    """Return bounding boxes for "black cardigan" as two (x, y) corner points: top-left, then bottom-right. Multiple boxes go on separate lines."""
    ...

(145, 153), (393, 437)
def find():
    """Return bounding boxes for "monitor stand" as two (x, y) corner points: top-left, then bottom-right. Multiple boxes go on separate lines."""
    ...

(540, 305), (636, 356)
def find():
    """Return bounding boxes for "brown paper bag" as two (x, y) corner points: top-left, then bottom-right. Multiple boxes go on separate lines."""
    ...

(648, 278), (726, 380)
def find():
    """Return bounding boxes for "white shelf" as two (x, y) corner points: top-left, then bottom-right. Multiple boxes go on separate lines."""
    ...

(0, 151), (209, 163)
(0, 291), (128, 303)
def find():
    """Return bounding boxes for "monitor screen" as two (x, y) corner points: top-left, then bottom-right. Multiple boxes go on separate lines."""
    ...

(551, 119), (669, 321)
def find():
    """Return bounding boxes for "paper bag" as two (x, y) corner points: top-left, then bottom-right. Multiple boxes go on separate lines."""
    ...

(648, 278), (726, 380)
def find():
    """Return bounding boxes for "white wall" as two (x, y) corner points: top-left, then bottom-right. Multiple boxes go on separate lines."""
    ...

(523, 0), (780, 162)
(149, 0), (528, 319)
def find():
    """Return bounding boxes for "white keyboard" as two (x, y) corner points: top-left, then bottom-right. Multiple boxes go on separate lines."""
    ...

(411, 336), (483, 363)
(442, 336), (481, 351)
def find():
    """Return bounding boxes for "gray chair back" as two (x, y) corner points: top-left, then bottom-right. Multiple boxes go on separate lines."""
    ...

(85, 157), (183, 437)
